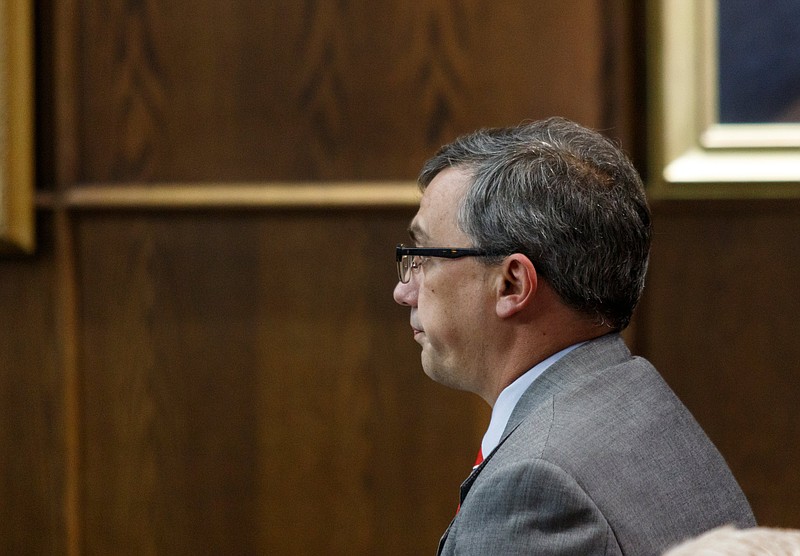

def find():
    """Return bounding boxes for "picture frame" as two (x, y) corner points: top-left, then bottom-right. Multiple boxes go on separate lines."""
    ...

(1, 0), (35, 253)
(647, 0), (800, 198)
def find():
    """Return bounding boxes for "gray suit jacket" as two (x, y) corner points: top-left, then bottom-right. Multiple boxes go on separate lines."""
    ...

(438, 334), (755, 555)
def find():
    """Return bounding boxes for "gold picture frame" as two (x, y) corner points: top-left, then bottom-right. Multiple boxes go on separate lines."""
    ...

(1, 0), (34, 253)
(648, 0), (800, 198)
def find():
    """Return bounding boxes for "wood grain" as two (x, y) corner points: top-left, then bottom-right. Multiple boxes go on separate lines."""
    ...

(640, 199), (800, 527)
(75, 0), (619, 183)
(2, 1), (660, 553)
(0, 216), (66, 554)
(74, 210), (488, 554)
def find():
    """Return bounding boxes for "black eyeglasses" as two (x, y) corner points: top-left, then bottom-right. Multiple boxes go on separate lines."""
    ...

(395, 244), (495, 283)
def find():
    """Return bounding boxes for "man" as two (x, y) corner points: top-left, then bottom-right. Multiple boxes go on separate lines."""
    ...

(393, 118), (755, 555)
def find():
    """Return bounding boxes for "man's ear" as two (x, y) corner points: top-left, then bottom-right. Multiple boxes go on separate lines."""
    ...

(496, 254), (538, 319)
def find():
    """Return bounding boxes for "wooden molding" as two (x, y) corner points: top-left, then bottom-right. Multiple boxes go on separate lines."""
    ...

(0, 0), (35, 252)
(36, 182), (422, 210)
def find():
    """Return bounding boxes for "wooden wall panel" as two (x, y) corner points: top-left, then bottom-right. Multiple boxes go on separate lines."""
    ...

(76, 213), (259, 554)
(4, 0), (649, 553)
(73, 0), (632, 182)
(639, 200), (800, 527)
(74, 210), (488, 554)
(0, 216), (66, 554)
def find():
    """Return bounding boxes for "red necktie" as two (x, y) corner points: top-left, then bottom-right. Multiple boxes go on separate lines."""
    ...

(457, 448), (484, 514)
(473, 447), (484, 469)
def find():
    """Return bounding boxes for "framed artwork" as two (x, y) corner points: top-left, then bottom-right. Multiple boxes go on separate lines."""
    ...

(0, 0), (34, 253)
(648, 0), (800, 198)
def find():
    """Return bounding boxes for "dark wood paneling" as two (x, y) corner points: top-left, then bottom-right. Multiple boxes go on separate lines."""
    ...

(0, 215), (66, 554)
(640, 199), (800, 527)
(75, 210), (488, 554)
(73, 0), (627, 182)
(6, 0), (652, 553)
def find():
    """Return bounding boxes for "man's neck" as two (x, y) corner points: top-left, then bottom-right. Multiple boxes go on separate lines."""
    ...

(482, 319), (609, 406)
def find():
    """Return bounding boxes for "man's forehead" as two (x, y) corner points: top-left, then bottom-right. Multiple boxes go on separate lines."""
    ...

(406, 167), (472, 243)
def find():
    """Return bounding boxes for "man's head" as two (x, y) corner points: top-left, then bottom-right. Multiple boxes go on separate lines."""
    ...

(664, 526), (800, 555)
(418, 117), (651, 331)
(394, 117), (651, 401)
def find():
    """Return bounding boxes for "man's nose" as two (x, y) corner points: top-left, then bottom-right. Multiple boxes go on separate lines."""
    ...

(393, 278), (418, 307)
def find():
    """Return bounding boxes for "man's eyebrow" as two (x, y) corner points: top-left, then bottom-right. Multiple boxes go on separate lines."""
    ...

(407, 223), (427, 243)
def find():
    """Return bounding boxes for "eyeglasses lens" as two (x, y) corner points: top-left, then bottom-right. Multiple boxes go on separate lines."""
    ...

(397, 255), (411, 283)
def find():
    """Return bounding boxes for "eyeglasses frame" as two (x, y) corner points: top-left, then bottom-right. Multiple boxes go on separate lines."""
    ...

(395, 244), (499, 283)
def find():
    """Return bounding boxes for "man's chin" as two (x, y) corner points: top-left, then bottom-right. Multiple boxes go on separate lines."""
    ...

(420, 352), (439, 382)
(421, 356), (462, 391)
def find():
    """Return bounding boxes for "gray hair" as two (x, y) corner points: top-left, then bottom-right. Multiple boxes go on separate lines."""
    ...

(664, 526), (800, 555)
(419, 117), (651, 331)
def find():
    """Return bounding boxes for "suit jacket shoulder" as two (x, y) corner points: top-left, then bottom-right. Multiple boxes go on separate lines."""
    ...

(441, 334), (755, 556)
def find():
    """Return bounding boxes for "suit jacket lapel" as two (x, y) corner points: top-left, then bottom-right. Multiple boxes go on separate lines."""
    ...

(455, 334), (631, 506)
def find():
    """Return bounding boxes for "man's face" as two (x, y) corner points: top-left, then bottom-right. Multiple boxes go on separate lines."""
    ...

(393, 167), (495, 394)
